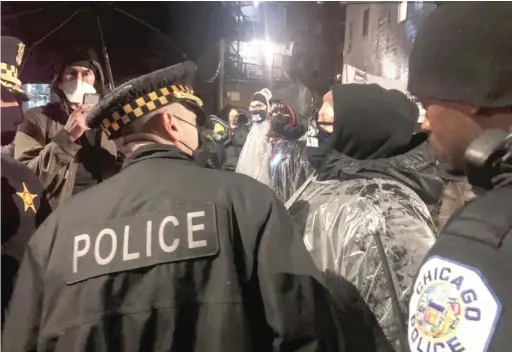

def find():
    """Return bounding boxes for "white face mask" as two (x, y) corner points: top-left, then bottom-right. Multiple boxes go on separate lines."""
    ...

(59, 79), (97, 104)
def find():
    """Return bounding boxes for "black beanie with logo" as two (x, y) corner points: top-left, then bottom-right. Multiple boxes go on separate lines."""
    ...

(408, 3), (512, 108)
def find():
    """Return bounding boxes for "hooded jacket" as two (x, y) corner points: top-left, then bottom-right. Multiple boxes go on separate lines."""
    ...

(14, 49), (118, 208)
(288, 84), (443, 350)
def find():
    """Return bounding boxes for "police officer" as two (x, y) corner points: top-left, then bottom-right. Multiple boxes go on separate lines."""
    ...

(406, 4), (512, 351)
(1, 36), (52, 323)
(3, 61), (388, 351)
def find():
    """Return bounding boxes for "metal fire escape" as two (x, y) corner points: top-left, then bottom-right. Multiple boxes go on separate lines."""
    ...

(223, 1), (291, 84)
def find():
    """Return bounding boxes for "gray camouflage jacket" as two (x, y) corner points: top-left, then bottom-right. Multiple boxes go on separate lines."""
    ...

(288, 140), (443, 349)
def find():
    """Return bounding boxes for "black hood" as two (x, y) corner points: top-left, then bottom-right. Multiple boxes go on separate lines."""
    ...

(51, 47), (106, 105)
(318, 132), (444, 207)
(330, 84), (418, 160)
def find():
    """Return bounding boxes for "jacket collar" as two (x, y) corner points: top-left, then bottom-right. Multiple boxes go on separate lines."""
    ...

(316, 133), (445, 207)
(317, 133), (433, 181)
(121, 144), (194, 171)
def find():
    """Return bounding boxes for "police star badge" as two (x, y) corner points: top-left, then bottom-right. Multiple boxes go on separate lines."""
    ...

(16, 182), (38, 213)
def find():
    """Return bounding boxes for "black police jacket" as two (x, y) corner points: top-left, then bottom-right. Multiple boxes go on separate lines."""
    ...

(2, 144), (388, 352)
(407, 186), (512, 352)
(1, 154), (51, 322)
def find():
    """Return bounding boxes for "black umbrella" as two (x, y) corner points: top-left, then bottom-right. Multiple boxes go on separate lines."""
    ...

(1, 2), (233, 88)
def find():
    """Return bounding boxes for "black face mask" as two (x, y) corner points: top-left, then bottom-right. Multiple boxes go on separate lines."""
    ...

(250, 109), (267, 123)
(174, 115), (220, 169)
(305, 121), (333, 170)
(1, 106), (23, 146)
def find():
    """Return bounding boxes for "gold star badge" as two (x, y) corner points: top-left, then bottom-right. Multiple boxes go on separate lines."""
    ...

(16, 182), (38, 213)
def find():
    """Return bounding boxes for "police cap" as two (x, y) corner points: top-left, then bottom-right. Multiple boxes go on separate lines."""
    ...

(86, 61), (205, 139)
(1, 36), (29, 102)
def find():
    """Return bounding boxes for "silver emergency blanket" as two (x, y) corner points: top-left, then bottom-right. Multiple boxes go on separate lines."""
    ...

(236, 120), (272, 185)
(288, 176), (436, 349)
(268, 138), (314, 203)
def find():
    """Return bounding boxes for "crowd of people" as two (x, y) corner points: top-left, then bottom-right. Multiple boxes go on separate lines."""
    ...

(2, 3), (512, 351)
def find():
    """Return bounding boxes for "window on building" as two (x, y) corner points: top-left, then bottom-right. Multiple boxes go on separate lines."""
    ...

(363, 8), (370, 37)
(397, 1), (408, 23)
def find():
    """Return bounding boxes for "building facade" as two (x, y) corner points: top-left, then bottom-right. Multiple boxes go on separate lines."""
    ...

(222, 1), (346, 111)
(342, 1), (436, 81)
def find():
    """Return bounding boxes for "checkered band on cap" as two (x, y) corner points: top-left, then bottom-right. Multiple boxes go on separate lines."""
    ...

(101, 84), (203, 137)
(1, 62), (21, 87)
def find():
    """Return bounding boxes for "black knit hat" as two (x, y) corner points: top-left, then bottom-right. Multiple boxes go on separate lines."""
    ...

(408, 3), (512, 108)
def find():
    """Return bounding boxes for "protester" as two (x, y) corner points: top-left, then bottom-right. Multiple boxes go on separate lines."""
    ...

(407, 3), (512, 351)
(287, 83), (442, 349)
(1, 36), (52, 322)
(3, 62), (389, 351)
(236, 88), (272, 184)
(222, 109), (250, 171)
(14, 48), (119, 208)
(266, 84), (314, 203)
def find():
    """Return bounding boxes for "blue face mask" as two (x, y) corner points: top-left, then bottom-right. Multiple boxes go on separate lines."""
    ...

(305, 120), (333, 170)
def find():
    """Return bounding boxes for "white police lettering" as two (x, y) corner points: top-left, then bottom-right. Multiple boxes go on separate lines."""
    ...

(146, 221), (152, 257)
(123, 225), (140, 261)
(65, 203), (219, 284)
(187, 211), (207, 249)
(408, 256), (501, 352)
(73, 234), (91, 273)
(94, 228), (117, 265)
(159, 216), (179, 252)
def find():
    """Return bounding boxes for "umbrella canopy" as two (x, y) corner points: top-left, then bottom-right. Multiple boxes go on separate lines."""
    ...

(1, 2), (235, 86)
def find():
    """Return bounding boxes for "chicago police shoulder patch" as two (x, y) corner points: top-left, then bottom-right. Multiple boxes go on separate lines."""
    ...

(64, 202), (219, 284)
(408, 256), (501, 352)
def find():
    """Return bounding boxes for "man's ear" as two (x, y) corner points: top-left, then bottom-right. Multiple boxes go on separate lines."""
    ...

(160, 111), (179, 142)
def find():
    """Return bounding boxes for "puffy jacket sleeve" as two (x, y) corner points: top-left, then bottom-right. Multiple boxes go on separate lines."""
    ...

(2, 214), (56, 351)
(303, 186), (436, 349)
(14, 108), (81, 193)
